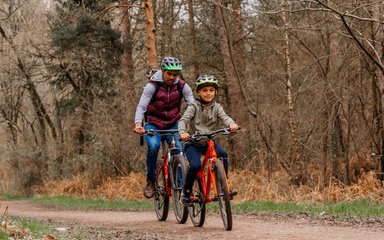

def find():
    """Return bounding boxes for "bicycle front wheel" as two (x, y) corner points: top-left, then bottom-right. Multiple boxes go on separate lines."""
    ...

(189, 176), (206, 227)
(154, 163), (169, 221)
(214, 160), (232, 230)
(171, 155), (188, 224)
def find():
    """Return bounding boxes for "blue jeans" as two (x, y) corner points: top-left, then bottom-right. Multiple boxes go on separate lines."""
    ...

(144, 123), (182, 181)
(183, 143), (228, 194)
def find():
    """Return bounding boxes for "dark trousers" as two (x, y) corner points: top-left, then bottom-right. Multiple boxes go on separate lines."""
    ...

(183, 143), (228, 195)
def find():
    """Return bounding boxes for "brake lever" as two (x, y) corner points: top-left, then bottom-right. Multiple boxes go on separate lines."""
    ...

(145, 129), (156, 137)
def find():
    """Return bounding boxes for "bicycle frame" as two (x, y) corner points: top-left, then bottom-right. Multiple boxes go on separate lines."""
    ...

(196, 139), (230, 203)
(157, 130), (179, 197)
(160, 141), (172, 196)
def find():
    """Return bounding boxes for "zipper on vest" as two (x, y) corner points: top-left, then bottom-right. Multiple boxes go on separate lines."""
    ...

(164, 86), (171, 128)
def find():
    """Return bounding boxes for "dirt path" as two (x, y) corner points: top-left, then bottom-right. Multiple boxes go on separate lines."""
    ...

(2, 200), (384, 240)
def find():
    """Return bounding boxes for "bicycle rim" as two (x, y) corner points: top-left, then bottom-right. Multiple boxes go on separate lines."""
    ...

(171, 155), (189, 224)
(189, 177), (205, 227)
(214, 160), (233, 230)
(154, 164), (169, 221)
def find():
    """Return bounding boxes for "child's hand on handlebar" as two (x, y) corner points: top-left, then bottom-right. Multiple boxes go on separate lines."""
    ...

(229, 123), (239, 132)
(180, 132), (190, 141)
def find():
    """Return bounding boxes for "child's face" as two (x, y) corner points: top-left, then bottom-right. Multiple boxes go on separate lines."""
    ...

(197, 86), (216, 103)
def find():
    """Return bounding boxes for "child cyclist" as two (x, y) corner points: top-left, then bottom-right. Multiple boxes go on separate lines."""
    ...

(178, 74), (239, 206)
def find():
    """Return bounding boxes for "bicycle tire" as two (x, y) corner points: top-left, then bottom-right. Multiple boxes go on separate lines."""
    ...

(214, 160), (232, 230)
(189, 176), (206, 227)
(154, 163), (169, 221)
(171, 155), (189, 224)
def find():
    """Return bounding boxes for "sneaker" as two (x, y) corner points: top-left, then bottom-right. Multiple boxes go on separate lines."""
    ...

(229, 189), (238, 200)
(180, 194), (191, 207)
(212, 189), (238, 201)
(143, 179), (155, 199)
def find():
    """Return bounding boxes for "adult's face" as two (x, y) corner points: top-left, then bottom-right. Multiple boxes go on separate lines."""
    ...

(163, 70), (180, 85)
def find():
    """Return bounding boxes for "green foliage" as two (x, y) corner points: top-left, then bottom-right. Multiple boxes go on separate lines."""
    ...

(231, 199), (384, 218)
(0, 193), (28, 200)
(49, 8), (124, 117)
(18, 218), (55, 237)
(51, 13), (122, 56)
(50, 12), (123, 87)
(0, 232), (9, 240)
(46, 4), (126, 159)
(29, 195), (384, 219)
(0, 217), (55, 239)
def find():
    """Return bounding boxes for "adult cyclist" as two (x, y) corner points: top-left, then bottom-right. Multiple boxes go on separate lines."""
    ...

(134, 56), (194, 198)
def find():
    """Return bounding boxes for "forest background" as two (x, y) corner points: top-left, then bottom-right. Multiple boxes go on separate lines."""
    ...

(1, 0), (384, 202)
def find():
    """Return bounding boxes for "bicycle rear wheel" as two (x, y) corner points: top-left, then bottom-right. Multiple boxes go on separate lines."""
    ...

(154, 163), (169, 221)
(214, 160), (232, 230)
(189, 176), (206, 227)
(171, 155), (188, 224)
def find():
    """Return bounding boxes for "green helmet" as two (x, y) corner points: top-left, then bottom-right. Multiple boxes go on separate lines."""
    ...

(161, 57), (183, 71)
(195, 75), (219, 91)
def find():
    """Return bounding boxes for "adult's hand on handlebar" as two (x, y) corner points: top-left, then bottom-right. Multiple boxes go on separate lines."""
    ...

(134, 123), (145, 134)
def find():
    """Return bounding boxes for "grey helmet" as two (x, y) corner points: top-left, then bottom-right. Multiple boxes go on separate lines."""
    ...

(161, 57), (183, 71)
(195, 75), (219, 91)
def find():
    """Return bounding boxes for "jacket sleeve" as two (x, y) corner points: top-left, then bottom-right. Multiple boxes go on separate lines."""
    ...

(182, 83), (195, 104)
(178, 103), (196, 134)
(134, 83), (156, 124)
(216, 104), (235, 127)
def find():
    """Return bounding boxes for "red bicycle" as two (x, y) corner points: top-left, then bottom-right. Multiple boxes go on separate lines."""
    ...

(186, 128), (238, 231)
(144, 129), (189, 223)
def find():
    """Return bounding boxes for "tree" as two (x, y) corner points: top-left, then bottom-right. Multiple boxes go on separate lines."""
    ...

(144, 0), (157, 68)
(215, 1), (250, 165)
(49, 4), (124, 159)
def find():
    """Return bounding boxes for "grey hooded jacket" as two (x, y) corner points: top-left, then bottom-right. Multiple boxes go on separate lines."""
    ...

(178, 99), (235, 135)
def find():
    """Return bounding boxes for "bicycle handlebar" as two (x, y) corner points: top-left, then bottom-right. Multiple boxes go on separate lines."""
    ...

(188, 127), (241, 142)
(142, 129), (179, 137)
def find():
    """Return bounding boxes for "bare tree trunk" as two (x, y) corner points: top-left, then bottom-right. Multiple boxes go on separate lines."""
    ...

(215, 2), (249, 166)
(187, 0), (199, 79)
(0, 82), (24, 146)
(77, 82), (94, 159)
(369, 2), (384, 180)
(120, 0), (135, 117)
(320, 25), (332, 186)
(231, 0), (245, 79)
(144, 0), (157, 68)
(280, 0), (304, 185)
(119, 0), (135, 175)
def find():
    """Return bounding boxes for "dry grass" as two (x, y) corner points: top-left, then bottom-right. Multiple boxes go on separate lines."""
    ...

(35, 170), (384, 203)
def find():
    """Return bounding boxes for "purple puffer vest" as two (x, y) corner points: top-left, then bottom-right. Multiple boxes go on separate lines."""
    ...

(146, 80), (185, 129)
